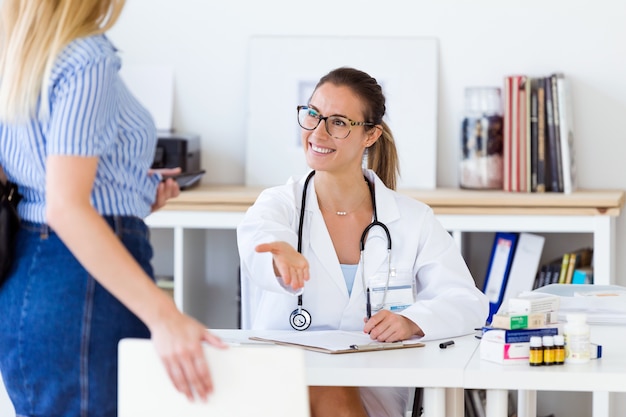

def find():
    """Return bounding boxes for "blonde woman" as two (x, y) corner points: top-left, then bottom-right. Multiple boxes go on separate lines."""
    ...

(0, 1), (225, 416)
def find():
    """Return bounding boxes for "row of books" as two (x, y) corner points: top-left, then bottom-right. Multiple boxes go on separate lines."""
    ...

(532, 247), (594, 289)
(503, 73), (577, 193)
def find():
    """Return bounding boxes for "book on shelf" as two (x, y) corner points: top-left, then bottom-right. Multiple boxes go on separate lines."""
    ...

(503, 75), (528, 192)
(555, 72), (577, 194)
(572, 266), (594, 285)
(503, 76), (513, 191)
(519, 77), (529, 192)
(528, 77), (540, 192)
(536, 78), (547, 192)
(482, 232), (519, 323)
(544, 74), (563, 192)
(557, 252), (571, 284)
(499, 232), (545, 311)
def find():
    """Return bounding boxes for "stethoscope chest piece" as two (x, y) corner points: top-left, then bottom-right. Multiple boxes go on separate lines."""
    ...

(289, 307), (311, 331)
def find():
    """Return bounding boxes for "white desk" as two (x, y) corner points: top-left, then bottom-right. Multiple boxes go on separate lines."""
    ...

(464, 324), (626, 417)
(215, 329), (480, 417)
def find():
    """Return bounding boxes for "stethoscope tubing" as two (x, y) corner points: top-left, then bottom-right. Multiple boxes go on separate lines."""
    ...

(291, 171), (393, 330)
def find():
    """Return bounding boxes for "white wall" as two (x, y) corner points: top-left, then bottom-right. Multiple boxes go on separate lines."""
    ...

(109, 0), (626, 282)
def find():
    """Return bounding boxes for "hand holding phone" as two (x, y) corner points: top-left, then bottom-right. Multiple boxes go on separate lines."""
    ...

(162, 169), (206, 190)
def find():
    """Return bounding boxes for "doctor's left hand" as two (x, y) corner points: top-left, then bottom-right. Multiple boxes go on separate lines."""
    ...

(255, 241), (310, 290)
(363, 310), (424, 342)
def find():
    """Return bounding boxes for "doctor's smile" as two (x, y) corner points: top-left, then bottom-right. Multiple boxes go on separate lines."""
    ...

(309, 143), (335, 154)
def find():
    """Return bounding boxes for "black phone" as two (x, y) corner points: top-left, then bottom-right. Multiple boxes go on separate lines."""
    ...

(161, 169), (206, 190)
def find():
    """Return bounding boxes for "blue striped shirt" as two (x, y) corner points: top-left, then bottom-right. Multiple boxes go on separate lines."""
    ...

(0, 34), (159, 223)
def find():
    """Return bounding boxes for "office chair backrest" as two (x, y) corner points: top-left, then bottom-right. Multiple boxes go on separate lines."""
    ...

(118, 338), (310, 417)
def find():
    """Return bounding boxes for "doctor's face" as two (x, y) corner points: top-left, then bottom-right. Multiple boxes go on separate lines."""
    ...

(301, 83), (378, 175)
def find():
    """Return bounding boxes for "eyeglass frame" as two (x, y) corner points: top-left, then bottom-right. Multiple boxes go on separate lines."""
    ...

(297, 105), (376, 139)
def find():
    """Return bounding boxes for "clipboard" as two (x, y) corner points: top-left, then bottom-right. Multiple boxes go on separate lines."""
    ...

(249, 330), (425, 354)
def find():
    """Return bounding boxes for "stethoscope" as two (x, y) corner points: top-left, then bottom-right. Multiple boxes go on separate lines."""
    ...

(289, 170), (392, 331)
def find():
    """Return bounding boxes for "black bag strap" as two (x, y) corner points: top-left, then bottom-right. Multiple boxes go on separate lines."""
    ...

(0, 166), (22, 208)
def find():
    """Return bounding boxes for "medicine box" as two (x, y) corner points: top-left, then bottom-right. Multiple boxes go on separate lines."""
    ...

(507, 293), (560, 314)
(490, 311), (559, 330)
(480, 338), (530, 364)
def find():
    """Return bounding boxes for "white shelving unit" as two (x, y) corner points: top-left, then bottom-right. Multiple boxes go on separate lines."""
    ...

(146, 186), (624, 323)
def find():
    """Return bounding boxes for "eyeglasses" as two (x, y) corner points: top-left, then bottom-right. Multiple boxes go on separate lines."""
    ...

(297, 105), (375, 140)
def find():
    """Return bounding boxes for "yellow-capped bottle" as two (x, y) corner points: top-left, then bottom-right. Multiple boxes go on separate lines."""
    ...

(529, 336), (544, 366)
(553, 334), (565, 365)
(542, 335), (555, 366)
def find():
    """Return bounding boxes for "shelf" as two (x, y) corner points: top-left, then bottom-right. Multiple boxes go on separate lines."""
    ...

(159, 186), (625, 216)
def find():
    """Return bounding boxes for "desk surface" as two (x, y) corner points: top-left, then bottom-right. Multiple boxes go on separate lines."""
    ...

(214, 329), (479, 388)
(162, 186), (625, 216)
(464, 324), (626, 393)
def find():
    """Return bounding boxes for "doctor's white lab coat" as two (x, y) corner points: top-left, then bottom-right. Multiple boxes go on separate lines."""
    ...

(237, 169), (488, 417)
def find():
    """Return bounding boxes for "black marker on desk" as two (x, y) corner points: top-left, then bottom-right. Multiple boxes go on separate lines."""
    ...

(439, 340), (455, 349)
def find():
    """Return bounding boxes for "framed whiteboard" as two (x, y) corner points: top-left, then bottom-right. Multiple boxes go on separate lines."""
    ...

(244, 36), (438, 189)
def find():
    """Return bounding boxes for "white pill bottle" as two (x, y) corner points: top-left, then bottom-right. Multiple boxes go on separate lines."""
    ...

(564, 313), (590, 364)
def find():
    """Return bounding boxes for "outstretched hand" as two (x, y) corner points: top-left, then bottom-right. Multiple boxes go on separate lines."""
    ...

(255, 241), (309, 290)
(363, 310), (423, 342)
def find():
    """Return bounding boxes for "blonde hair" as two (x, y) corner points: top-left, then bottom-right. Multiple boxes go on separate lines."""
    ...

(0, 0), (125, 122)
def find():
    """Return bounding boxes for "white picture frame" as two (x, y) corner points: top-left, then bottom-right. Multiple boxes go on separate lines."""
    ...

(244, 36), (438, 189)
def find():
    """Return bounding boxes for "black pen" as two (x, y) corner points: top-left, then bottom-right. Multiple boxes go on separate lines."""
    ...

(366, 287), (372, 319)
(439, 340), (455, 349)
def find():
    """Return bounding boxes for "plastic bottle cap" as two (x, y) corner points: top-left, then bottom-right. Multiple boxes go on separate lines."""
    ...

(553, 335), (565, 345)
(542, 335), (554, 346)
(530, 336), (543, 347)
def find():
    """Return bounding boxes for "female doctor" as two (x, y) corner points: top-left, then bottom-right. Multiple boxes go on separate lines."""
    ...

(237, 67), (488, 417)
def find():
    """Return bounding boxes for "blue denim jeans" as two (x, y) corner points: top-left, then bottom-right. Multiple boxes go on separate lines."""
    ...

(0, 216), (152, 417)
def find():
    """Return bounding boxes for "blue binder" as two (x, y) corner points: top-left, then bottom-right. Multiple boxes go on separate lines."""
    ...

(482, 232), (519, 323)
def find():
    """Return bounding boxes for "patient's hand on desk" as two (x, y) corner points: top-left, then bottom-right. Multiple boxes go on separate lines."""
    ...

(149, 167), (181, 212)
(363, 310), (424, 342)
(255, 241), (310, 290)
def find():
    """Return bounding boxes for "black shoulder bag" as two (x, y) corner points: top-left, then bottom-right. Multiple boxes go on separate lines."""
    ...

(0, 179), (22, 285)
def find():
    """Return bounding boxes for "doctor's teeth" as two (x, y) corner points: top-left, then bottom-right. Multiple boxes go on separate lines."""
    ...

(311, 144), (333, 154)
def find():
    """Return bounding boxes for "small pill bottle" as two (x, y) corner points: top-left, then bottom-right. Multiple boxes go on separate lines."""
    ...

(564, 313), (591, 364)
(529, 336), (544, 366)
(542, 335), (555, 366)
(553, 335), (565, 365)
